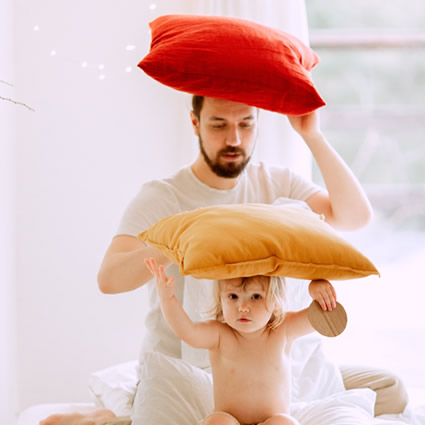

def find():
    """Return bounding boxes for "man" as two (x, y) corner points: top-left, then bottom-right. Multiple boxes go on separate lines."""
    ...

(40, 96), (408, 425)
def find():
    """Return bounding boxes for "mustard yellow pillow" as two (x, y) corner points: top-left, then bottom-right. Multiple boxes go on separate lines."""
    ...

(138, 204), (379, 280)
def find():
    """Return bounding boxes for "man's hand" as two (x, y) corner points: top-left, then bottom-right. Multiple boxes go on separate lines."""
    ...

(145, 257), (175, 300)
(287, 111), (321, 139)
(308, 279), (337, 311)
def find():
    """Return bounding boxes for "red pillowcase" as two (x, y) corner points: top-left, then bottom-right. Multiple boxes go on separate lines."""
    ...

(138, 14), (325, 116)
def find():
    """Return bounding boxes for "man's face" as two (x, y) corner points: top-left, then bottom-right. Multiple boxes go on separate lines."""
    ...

(191, 97), (258, 178)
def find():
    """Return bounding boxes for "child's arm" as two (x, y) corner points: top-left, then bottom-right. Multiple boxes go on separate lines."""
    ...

(145, 258), (221, 350)
(285, 279), (337, 341)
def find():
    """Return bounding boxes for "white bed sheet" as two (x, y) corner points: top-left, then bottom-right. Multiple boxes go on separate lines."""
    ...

(17, 385), (425, 425)
(17, 400), (425, 425)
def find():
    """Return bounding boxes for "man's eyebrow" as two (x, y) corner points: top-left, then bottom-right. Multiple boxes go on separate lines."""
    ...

(208, 115), (255, 121)
(208, 116), (226, 121)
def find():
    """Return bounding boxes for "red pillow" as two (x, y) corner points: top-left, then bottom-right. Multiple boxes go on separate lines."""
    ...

(138, 14), (325, 116)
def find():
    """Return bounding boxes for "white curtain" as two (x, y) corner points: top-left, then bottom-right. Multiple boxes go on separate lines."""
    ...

(0, 0), (17, 422)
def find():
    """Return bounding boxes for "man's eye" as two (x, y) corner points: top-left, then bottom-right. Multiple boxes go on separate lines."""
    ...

(212, 124), (225, 129)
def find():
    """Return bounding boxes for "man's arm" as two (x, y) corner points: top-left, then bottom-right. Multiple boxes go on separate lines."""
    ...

(145, 258), (221, 350)
(97, 235), (171, 294)
(288, 111), (373, 231)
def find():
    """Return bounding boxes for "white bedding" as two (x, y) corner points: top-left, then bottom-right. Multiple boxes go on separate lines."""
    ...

(17, 354), (425, 425)
(16, 396), (425, 425)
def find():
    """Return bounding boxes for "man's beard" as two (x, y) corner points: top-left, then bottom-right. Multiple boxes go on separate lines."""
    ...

(199, 136), (251, 178)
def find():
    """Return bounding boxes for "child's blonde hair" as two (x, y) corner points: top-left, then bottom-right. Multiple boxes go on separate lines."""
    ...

(210, 275), (287, 329)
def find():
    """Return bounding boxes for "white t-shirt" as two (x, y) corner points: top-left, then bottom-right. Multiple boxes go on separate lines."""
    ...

(116, 161), (321, 368)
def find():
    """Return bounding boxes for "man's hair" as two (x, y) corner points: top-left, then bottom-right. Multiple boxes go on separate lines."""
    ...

(210, 275), (287, 330)
(191, 95), (204, 120)
(192, 95), (259, 121)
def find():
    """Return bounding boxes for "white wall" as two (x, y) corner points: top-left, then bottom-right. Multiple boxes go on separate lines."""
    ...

(13, 0), (310, 414)
(0, 0), (18, 422)
(14, 0), (194, 412)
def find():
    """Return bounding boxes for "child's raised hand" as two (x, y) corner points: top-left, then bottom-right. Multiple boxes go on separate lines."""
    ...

(308, 279), (337, 311)
(144, 257), (175, 299)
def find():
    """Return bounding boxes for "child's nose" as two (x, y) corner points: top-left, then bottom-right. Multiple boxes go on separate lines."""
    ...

(238, 301), (249, 312)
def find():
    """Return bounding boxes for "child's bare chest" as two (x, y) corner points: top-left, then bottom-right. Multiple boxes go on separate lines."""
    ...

(211, 329), (291, 382)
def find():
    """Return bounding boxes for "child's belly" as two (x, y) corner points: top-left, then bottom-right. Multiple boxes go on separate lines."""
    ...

(212, 362), (291, 424)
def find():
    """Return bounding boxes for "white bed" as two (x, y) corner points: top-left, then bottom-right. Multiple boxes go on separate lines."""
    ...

(17, 350), (425, 425)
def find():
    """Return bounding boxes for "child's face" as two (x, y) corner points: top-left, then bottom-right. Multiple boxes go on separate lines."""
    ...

(219, 276), (275, 334)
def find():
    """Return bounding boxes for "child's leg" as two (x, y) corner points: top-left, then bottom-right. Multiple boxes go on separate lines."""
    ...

(260, 413), (300, 425)
(200, 411), (240, 425)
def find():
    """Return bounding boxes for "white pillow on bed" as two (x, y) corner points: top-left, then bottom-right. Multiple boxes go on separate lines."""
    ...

(88, 360), (138, 416)
(291, 388), (376, 424)
(132, 351), (213, 425)
(291, 334), (345, 402)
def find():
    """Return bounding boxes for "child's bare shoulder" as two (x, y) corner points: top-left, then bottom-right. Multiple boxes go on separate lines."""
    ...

(203, 319), (229, 333)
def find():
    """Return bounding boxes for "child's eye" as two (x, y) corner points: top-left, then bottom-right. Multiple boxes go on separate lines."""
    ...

(252, 294), (262, 300)
(229, 294), (238, 300)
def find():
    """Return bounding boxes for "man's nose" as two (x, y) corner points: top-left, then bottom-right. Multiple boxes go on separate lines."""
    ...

(225, 126), (241, 146)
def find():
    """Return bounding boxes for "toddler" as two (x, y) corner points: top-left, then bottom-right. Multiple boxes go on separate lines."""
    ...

(145, 258), (337, 425)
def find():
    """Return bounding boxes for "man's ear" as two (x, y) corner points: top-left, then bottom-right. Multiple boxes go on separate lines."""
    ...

(190, 111), (200, 136)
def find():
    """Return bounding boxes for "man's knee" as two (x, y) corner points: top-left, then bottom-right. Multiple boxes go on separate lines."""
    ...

(340, 365), (409, 416)
(373, 372), (409, 416)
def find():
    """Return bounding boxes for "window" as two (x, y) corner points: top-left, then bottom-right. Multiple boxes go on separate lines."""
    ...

(306, 0), (425, 390)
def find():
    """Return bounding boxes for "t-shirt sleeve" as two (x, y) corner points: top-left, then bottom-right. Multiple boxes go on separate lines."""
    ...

(115, 180), (180, 237)
(260, 162), (323, 201)
(287, 169), (323, 201)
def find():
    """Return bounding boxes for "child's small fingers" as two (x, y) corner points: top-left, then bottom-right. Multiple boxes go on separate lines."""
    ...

(320, 292), (335, 311)
(158, 265), (166, 278)
(144, 258), (154, 273)
(326, 287), (337, 309)
(158, 265), (172, 284)
(317, 296), (327, 311)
